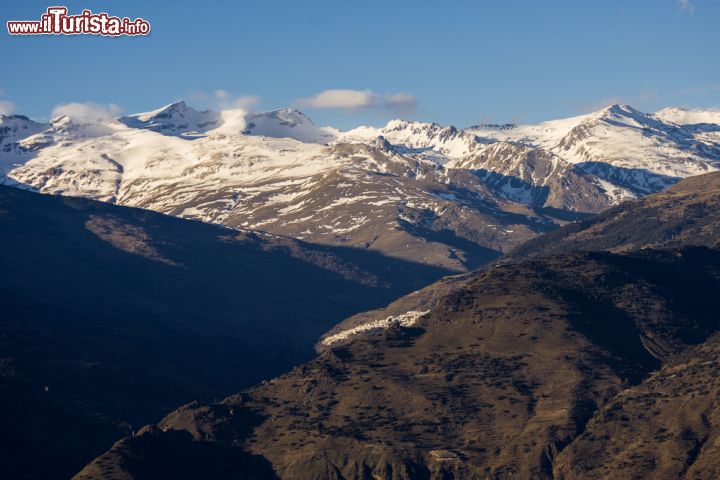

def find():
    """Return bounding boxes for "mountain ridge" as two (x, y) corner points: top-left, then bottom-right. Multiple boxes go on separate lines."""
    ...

(2, 102), (718, 273)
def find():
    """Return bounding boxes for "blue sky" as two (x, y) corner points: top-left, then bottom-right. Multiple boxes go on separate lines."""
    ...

(1, 0), (719, 129)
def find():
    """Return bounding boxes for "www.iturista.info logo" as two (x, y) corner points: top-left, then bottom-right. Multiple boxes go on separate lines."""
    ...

(7, 6), (150, 36)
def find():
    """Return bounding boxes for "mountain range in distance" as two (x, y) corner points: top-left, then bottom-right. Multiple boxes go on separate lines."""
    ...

(1, 102), (719, 272)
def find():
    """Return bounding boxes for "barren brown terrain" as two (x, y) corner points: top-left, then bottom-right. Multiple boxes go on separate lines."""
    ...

(75, 173), (720, 479)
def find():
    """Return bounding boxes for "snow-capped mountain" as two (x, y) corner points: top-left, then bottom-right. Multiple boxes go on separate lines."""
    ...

(653, 106), (720, 126)
(343, 119), (482, 163)
(0, 114), (48, 175)
(450, 141), (630, 209)
(2, 102), (719, 271)
(552, 105), (719, 192)
(470, 104), (720, 194)
(0, 114), (47, 146)
(243, 108), (339, 143)
(118, 101), (221, 136)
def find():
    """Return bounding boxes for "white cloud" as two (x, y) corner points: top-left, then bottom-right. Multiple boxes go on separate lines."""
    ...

(197, 90), (260, 133)
(0, 100), (15, 115)
(298, 89), (380, 109)
(191, 88), (260, 110)
(213, 109), (249, 134)
(214, 89), (229, 100)
(384, 93), (417, 113)
(52, 102), (122, 121)
(230, 95), (261, 109)
(677, 0), (695, 13)
(297, 89), (417, 113)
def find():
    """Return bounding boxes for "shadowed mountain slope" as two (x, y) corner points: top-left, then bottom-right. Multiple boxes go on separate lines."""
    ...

(0, 185), (449, 480)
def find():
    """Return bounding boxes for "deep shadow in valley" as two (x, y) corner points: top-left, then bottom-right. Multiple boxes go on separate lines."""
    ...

(0, 185), (452, 480)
